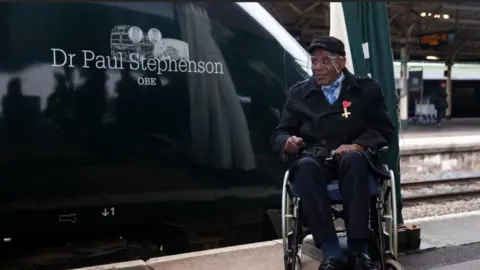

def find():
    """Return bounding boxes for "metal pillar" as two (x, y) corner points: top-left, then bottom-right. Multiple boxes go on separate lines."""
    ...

(445, 61), (453, 119)
(399, 47), (409, 129)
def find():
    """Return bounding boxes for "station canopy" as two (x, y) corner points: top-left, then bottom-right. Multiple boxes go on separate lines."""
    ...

(262, 2), (480, 63)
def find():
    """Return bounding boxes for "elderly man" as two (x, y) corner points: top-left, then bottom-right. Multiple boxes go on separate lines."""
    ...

(271, 36), (394, 270)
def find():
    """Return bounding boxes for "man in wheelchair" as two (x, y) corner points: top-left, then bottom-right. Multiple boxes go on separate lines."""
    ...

(271, 36), (394, 270)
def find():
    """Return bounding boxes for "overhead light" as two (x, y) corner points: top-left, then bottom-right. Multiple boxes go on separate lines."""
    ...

(443, 14), (450, 19)
(428, 13), (432, 16)
(426, 55), (439, 60)
(420, 12), (426, 17)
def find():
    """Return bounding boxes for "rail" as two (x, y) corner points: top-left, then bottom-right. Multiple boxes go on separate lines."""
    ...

(402, 176), (480, 203)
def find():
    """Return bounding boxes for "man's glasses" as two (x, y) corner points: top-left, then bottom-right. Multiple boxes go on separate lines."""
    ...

(311, 55), (343, 67)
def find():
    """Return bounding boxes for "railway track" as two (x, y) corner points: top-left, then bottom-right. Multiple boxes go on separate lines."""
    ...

(401, 176), (480, 203)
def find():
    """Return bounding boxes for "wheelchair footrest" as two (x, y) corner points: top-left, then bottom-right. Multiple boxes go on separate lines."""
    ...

(398, 224), (421, 252)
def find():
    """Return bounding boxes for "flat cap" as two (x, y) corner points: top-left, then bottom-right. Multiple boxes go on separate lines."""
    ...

(307, 36), (346, 56)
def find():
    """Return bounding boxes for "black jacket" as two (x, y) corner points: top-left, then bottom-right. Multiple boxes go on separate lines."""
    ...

(270, 69), (394, 178)
(431, 85), (447, 110)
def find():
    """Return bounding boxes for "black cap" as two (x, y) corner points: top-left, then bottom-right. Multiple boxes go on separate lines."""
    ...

(307, 36), (346, 56)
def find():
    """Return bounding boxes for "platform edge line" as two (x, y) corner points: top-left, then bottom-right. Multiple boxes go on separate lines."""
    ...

(405, 210), (480, 224)
(146, 240), (279, 264)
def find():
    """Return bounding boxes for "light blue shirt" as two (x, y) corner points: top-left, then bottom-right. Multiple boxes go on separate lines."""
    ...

(321, 73), (345, 105)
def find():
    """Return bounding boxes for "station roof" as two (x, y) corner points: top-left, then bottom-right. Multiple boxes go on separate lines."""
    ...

(262, 2), (480, 63)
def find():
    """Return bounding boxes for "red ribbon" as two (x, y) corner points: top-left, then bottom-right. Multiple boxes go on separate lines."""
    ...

(342, 101), (351, 109)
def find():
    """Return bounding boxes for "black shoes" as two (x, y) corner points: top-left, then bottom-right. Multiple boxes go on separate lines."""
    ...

(318, 256), (345, 270)
(317, 253), (376, 270)
(350, 252), (377, 270)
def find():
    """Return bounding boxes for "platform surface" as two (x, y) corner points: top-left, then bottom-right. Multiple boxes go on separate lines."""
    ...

(397, 118), (480, 154)
(399, 242), (480, 270)
(67, 209), (480, 270)
(405, 211), (480, 248)
(148, 241), (319, 270)
(400, 118), (480, 138)
(144, 211), (480, 270)
(430, 258), (480, 270)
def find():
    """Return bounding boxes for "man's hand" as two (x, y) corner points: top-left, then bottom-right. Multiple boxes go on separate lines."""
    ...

(284, 136), (304, 154)
(335, 144), (364, 156)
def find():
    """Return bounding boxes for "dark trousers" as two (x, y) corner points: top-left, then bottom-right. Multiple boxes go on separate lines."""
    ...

(436, 107), (445, 123)
(292, 151), (371, 246)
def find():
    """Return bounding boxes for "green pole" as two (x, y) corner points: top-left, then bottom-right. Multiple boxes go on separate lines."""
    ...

(341, 2), (404, 224)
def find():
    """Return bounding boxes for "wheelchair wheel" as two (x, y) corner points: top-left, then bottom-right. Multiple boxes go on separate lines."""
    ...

(385, 258), (404, 270)
(281, 171), (302, 270)
(386, 169), (399, 258)
(281, 171), (291, 255)
(285, 230), (302, 270)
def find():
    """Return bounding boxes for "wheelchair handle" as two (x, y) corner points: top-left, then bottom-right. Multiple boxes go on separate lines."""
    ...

(299, 144), (388, 159)
(378, 146), (389, 152)
(367, 146), (389, 156)
(298, 144), (336, 160)
(325, 150), (336, 161)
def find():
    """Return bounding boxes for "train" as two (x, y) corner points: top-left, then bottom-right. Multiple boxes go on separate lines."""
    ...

(392, 61), (480, 81)
(0, 2), (313, 267)
(391, 62), (480, 118)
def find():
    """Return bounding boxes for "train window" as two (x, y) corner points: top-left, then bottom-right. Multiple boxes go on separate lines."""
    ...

(454, 87), (474, 98)
(0, 2), (309, 171)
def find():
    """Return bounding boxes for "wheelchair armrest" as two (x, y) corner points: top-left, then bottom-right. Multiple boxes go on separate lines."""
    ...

(378, 146), (389, 153)
(367, 146), (389, 156)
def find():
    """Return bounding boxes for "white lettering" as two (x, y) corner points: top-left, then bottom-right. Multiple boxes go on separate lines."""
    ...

(67, 54), (76, 68)
(205, 62), (215, 74)
(51, 48), (75, 67)
(82, 50), (95, 68)
(187, 60), (197, 73)
(178, 60), (188, 72)
(168, 59), (178, 72)
(146, 77), (156, 86)
(129, 53), (140, 70)
(146, 58), (157, 71)
(214, 62), (224, 74)
(158, 58), (168, 74)
(137, 77), (157, 86)
(50, 48), (225, 85)
(109, 54), (124, 69)
(95, 55), (107, 69)
(197, 61), (205, 73)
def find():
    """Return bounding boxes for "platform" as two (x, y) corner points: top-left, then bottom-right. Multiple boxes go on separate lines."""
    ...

(399, 211), (480, 270)
(400, 118), (480, 138)
(399, 118), (480, 151)
(72, 211), (480, 270)
(399, 119), (480, 153)
(398, 120), (480, 183)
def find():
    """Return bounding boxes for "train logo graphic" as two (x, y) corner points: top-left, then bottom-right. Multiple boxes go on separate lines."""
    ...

(110, 25), (190, 63)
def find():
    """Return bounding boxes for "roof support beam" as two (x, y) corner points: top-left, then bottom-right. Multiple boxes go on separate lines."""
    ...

(286, 3), (302, 14)
(444, 18), (480, 25)
(302, 3), (321, 14)
(442, 4), (480, 12)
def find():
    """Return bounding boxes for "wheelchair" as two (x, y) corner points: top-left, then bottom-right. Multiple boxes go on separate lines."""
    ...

(281, 146), (403, 270)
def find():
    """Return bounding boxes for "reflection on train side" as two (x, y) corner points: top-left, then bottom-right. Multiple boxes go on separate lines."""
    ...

(0, 61), (254, 170)
(0, 1), (309, 220)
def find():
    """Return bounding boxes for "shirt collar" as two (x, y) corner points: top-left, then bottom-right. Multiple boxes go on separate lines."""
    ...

(302, 69), (361, 100)
(321, 72), (345, 90)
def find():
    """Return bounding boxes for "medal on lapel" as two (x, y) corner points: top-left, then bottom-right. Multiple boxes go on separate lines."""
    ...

(342, 101), (351, 118)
